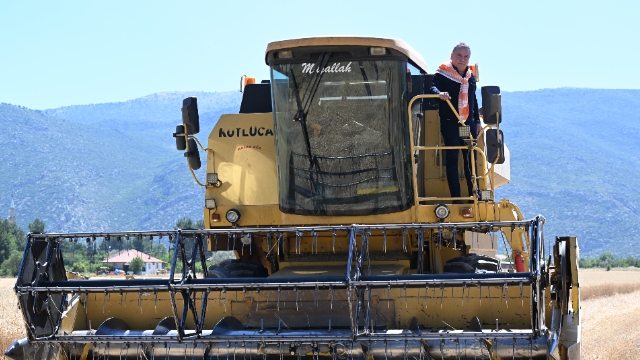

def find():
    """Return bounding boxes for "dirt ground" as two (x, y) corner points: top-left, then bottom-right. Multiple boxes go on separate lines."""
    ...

(1, 269), (640, 359)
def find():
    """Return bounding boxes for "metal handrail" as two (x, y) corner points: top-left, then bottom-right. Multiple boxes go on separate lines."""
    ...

(407, 94), (485, 205)
(39, 328), (542, 344)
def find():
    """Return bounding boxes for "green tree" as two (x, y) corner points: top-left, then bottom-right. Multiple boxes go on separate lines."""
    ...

(28, 218), (45, 233)
(579, 257), (594, 268)
(69, 260), (90, 273)
(174, 217), (204, 230)
(130, 256), (144, 274)
(0, 219), (25, 266)
(597, 253), (615, 268)
(1, 250), (23, 276)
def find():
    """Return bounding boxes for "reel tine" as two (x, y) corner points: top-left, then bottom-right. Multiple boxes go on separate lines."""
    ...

(503, 283), (509, 308)
(402, 227), (407, 252)
(424, 284), (429, 308)
(383, 228), (387, 253)
(332, 229), (337, 253)
(330, 285), (334, 310)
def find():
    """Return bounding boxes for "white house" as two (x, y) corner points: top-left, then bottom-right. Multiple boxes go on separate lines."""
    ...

(102, 250), (165, 275)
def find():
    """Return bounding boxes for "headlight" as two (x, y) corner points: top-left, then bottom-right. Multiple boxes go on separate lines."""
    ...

(207, 173), (222, 187)
(226, 209), (241, 224)
(478, 190), (493, 201)
(241, 234), (251, 245)
(458, 125), (471, 138)
(204, 198), (216, 209)
(278, 50), (293, 59)
(369, 47), (387, 55)
(434, 204), (450, 220)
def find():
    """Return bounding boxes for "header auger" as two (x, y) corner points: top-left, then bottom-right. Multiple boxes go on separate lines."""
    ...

(7, 37), (580, 360)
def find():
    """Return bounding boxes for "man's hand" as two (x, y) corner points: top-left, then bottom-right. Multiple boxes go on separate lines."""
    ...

(438, 92), (451, 100)
(476, 123), (483, 137)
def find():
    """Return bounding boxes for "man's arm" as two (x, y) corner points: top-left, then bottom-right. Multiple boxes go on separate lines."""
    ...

(430, 73), (451, 100)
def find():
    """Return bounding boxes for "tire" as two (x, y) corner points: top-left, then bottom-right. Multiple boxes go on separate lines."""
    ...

(208, 259), (269, 278)
(206, 269), (226, 278)
(474, 259), (500, 272)
(443, 262), (475, 273)
(444, 254), (501, 273)
(222, 261), (268, 276)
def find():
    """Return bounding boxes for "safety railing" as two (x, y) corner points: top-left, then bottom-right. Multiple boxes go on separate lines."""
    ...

(407, 94), (494, 205)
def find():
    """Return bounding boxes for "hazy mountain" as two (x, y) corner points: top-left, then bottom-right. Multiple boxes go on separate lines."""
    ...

(43, 91), (242, 149)
(1, 88), (638, 257)
(44, 91), (241, 125)
(0, 91), (241, 233)
(496, 88), (640, 256)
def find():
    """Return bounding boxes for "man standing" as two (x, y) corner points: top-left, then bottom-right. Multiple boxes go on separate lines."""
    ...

(430, 43), (481, 202)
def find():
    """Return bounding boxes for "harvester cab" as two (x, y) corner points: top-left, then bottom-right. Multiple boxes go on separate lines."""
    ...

(8, 37), (580, 360)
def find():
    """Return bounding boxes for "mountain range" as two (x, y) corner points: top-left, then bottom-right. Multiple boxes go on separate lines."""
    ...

(498, 89), (640, 257)
(1, 91), (240, 232)
(1, 88), (638, 257)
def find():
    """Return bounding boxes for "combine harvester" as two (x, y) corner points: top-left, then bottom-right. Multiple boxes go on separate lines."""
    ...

(6, 37), (581, 359)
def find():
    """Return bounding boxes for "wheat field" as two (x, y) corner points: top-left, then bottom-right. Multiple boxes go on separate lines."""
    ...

(1, 269), (639, 359)
(0, 278), (25, 359)
(578, 268), (640, 359)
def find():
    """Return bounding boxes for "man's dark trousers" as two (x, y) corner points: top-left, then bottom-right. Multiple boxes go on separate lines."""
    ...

(440, 118), (477, 198)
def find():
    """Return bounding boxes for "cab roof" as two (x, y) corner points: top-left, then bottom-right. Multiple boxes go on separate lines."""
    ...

(265, 36), (427, 73)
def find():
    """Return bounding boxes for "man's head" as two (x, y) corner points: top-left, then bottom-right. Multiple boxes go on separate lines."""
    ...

(450, 43), (471, 71)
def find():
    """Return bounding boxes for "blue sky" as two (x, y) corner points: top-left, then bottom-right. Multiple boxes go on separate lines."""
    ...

(1, 0), (638, 109)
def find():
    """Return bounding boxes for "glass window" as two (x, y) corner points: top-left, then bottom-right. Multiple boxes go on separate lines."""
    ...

(270, 56), (414, 216)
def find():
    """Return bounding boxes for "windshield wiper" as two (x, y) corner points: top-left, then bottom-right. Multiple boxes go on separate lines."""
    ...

(290, 52), (331, 170)
(358, 61), (373, 98)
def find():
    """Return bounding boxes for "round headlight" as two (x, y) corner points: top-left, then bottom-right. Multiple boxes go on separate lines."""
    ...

(226, 209), (241, 224)
(434, 204), (450, 220)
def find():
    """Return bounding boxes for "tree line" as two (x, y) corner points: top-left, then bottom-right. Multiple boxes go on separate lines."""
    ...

(0, 218), (49, 276)
(0, 217), (204, 277)
(579, 253), (640, 270)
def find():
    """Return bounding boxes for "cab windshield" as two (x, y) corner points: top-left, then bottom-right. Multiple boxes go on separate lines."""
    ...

(271, 55), (413, 216)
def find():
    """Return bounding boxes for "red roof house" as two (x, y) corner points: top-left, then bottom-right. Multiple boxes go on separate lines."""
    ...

(102, 250), (165, 275)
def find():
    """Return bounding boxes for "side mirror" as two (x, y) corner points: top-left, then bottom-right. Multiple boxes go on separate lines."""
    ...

(481, 86), (501, 125)
(173, 125), (186, 150)
(181, 97), (200, 135)
(184, 138), (201, 170)
(485, 129), (505, 164)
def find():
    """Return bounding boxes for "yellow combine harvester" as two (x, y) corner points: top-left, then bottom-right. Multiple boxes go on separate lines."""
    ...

(6, 37), (581, 359)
